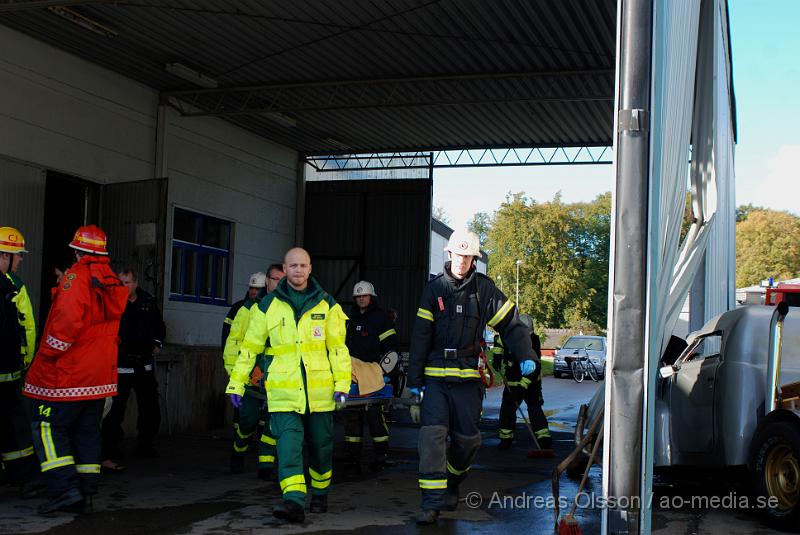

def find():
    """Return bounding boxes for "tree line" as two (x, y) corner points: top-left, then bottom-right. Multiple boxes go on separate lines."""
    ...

(466, 194), (800, 336)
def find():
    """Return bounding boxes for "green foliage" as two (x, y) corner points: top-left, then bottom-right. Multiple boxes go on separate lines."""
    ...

(736, 203), (764, 223)
(736, 208), (800, 287)
(486, 192), (611, 330)
(558, 314), (605, 346)
(467, 212), (491, 247)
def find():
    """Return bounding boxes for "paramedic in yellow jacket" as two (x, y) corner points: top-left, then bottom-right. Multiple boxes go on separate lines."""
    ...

(223, 267), (284, 479)
(226, 248), (350, 524)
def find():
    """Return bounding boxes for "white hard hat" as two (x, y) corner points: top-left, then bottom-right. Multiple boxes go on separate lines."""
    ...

(445, 229), (481, 258)
(353, 280), (377, 297)
(249, 272), (267, 288)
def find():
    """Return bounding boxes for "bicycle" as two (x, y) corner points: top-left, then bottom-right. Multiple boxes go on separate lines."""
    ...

(569, 347), (599, 383)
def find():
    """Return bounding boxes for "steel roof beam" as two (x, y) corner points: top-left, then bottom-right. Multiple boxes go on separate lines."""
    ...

(163, 69), (613, 118)
(0, 0), (111, 11)
(304, 147), (612, 171)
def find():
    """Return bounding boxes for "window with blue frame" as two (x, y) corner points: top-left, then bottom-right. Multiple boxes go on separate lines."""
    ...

(169, 208), (231, 305)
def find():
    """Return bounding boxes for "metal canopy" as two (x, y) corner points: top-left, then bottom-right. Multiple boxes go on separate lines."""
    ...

(0, 0), (616, 155)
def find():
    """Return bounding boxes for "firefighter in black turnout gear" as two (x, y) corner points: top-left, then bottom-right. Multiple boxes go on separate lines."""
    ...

(0, 227), (41, 497)
(494, 314), (552, 451)
(101, 268), (166, 461)
(408, 230), (538, 524)
(343, 280), (398, 472)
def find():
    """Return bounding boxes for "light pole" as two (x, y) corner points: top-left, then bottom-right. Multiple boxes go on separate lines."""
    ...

(497, 275), (503, 292)
(515, 259), (522, 306)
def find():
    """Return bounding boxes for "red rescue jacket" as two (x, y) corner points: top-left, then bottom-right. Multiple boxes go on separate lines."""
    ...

(23, 255), (128, 401)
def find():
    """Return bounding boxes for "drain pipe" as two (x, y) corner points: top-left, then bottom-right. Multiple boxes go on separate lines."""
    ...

(766, 301), (790, 414)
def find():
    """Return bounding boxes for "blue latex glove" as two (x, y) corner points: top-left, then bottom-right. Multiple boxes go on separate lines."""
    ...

(229, 393), (242, 408)
(334, 391), (347, 410)
(408, 387), (422, 397)
(520, 360), (536, 376)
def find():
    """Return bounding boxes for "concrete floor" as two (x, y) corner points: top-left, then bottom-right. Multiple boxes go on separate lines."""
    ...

(0, 377), (789, 534)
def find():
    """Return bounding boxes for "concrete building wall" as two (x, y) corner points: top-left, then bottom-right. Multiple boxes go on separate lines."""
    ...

(162, 113), (297, 347)
(0, 25), (298, 433)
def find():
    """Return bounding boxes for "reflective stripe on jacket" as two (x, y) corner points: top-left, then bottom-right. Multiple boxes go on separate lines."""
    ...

(225, 277), (350, 413)
(7, 273), (36, 367)
(408, 263), (535, 388)
(23, 255), (128, 401)
(222, 299), (257, 376)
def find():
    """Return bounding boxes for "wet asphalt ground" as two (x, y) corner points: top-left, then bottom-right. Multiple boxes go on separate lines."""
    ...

(0, 376), (789, 534)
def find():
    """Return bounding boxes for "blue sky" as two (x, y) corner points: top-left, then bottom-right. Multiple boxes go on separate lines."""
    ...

(434, 2), (800, 231)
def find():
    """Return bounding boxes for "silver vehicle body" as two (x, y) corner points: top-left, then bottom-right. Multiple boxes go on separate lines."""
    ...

(653, 306), (800, 467)
(554, 335), (607, 377)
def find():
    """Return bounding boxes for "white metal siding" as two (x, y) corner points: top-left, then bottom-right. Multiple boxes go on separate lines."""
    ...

(0, 156), (45, 320)
(0, 25), (298, 347)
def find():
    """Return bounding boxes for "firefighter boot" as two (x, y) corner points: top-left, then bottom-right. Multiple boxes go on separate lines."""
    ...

(272, 500), (305, 523)
(416, 508), (440, 524)
(497, 438), (513, 450)
(37, 488), (84, 515)
(538, 435), (552, 450)
(445, 484), (460, 511)
(310, 494), (328, 513)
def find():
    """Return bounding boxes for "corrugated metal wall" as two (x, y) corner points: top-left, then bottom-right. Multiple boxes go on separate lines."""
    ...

(304, 179), (432, 350)
(0, 156), (45, 321)
(101, 178), (167, 300)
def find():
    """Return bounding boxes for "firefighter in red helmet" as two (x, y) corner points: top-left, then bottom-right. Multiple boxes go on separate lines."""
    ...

(24, 225), (128, 514)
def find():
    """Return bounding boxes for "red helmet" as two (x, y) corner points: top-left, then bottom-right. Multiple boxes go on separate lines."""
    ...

(69, 225), (108, 255)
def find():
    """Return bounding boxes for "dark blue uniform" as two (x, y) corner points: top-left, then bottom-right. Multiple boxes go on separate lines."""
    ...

(343, 303), (397, 466)
(494, 334), (551, 448)
(101, 287), (165, 458)
(0, 272), (39, 488)
(409, 263), (535, 512)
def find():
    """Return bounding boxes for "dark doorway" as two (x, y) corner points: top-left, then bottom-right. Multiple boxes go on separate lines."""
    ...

(38, 171), (100, 326)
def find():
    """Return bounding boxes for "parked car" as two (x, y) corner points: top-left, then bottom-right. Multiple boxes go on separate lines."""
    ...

(553, 335), (607, 379)
(576, 305), (800, 531)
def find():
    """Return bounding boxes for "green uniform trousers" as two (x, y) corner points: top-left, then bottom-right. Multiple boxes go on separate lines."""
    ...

(270, 410), (333, 506)
(232, 388), (276, 470)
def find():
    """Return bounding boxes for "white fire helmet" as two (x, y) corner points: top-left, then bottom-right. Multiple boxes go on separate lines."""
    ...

(353, 280), (377, 297)
(445, 229), (482, 258)
(249, 272), (267, 288)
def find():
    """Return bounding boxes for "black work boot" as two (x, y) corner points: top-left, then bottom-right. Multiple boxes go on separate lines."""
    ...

(497, 438), (513, 450)
(20, 478), (47, 499)
(272, 500), (305, 523)
(538, 436), (553, 450)
(416, 508), (439, 524)
(445, 485), (460, 511)
(310, 494), (328, 513)
(230, 453), (245, 474)
(37, 488), (84, 515)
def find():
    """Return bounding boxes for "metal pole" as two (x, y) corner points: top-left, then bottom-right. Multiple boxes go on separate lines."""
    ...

(515, 259), (521, 306)
(603, 0), (653, 533)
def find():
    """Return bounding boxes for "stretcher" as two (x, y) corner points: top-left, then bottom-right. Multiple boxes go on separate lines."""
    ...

(345, 382), (395, 409)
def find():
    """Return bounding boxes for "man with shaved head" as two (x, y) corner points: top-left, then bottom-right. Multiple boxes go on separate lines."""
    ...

(226, 247), (350, 523)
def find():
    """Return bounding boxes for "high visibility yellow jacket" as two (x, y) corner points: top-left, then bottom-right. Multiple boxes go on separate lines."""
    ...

(222, 298), (257, 376)
(7, 273), (36, 368)
(225, 277), (350, 413)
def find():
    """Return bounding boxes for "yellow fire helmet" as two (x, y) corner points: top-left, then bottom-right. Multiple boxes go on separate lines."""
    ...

(0, 226), (28, 254)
